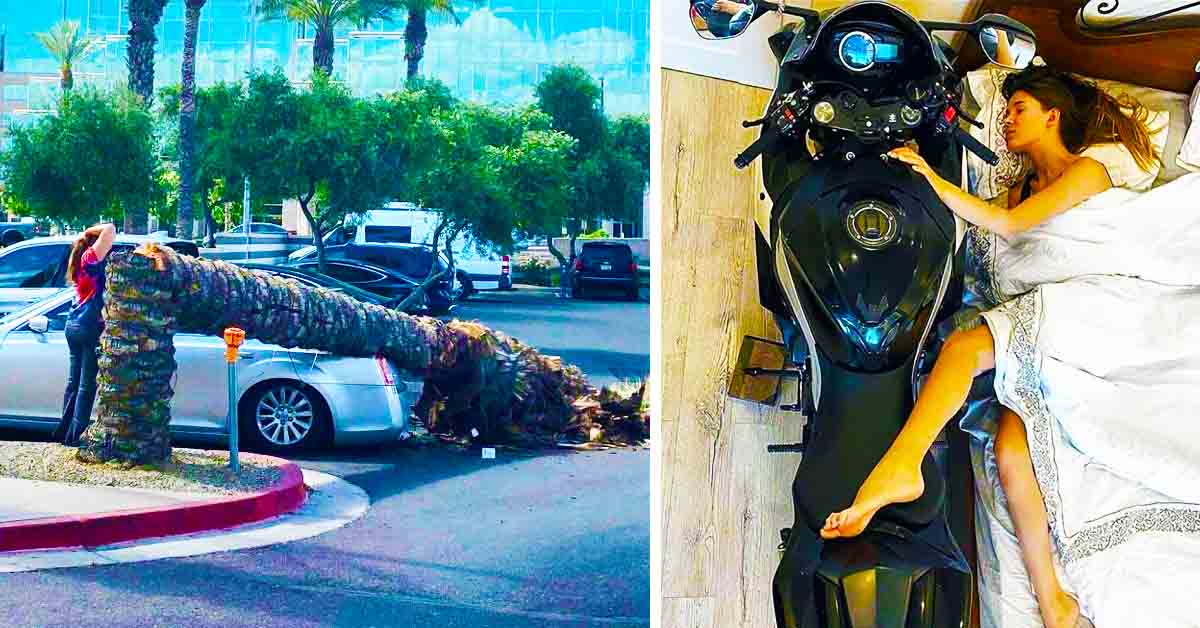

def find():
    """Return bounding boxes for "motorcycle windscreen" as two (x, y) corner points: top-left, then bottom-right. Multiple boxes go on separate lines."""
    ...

(778, 157), (953, 372)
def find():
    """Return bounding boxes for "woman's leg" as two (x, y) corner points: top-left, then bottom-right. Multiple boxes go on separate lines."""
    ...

(53, 326), (85, 443)
(66, 329), (101, 445)
(995, 408), (1084, 628)
(821, 323), (996, 538)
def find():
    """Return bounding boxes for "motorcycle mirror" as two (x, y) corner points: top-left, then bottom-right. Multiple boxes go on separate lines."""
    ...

(728, 335), (787, 405)
(689, 0), (761, 40)
(978, 25), (1037, 69)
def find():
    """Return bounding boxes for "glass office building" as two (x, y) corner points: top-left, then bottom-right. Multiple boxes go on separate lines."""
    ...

(0, 0), (648, 119)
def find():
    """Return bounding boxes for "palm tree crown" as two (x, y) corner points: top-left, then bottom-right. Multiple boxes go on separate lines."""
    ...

(34, 20), (100, 91)
(260, 0), (408, 76)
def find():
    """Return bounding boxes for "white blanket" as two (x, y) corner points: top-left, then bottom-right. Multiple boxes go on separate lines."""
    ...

(964, 173), (1200, 627)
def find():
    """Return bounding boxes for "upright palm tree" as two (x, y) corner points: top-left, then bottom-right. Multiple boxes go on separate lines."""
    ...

(125, 0), (170, 235)
(402, 0), (465, 80)
(177, 0), (209, 240)
(34, 20), (100, 92)
(261, 0), (406, 77)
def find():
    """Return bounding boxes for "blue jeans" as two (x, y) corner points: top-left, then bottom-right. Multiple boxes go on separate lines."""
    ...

(53, 323), (101, 446)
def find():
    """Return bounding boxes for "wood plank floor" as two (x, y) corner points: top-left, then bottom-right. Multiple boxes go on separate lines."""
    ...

(660, 67), (807, 628)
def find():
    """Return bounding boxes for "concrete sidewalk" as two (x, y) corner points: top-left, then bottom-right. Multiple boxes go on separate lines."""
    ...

(0, 478), (210, 524)
(0, 454), (307, 553)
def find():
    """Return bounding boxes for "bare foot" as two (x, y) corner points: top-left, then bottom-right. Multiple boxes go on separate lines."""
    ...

(820, 454), (925, 539)
(1043, 592), (1086, 628)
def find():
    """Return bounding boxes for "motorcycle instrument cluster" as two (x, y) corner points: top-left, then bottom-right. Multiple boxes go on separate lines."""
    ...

(832, 27), (906, 74)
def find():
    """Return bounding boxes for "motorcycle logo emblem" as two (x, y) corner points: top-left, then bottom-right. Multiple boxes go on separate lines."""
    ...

(845, 200), (899, 250)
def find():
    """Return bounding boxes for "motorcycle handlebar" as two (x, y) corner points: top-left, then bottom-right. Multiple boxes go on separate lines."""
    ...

(735, 126), (781, 169)
(954, 125), (999, 166)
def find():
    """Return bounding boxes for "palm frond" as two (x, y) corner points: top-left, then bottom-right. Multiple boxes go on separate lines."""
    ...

(34, 20), (101, 67)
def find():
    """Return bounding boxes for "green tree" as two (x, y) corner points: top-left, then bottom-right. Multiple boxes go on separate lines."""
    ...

(0, 89), (160, 231)
(125, 0), (170, 235)
(34, 20), (100, 92)
(532, 64), (605, 287)
(532, 68), (650, 287)
(534, 64), (605, 155)
(177, 0), (210, 240)
(231, 70), (423, 272)
(260, 0), (406, 77)
(494, 129), (577, 258)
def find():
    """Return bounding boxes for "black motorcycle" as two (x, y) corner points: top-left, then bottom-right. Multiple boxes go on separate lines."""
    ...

(691, 2), (1037, 627)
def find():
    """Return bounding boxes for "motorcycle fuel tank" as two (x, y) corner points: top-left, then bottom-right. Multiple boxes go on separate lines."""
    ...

(777, 156), (953, 372)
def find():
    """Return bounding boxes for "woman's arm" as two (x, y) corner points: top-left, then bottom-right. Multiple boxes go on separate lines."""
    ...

(888, 147), (1112, 239)
(88, 223), (117, 262)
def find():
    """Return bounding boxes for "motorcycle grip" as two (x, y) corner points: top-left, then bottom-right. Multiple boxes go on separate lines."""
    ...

(735, 128), (780, 169)
(955, 125), (999, 166)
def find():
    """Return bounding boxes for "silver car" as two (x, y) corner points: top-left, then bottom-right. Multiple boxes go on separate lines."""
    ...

(0, 290), (423, 452)
(0, 234), (200, 319)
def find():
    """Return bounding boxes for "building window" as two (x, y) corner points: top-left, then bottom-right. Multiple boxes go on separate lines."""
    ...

(3, 84), (29, 103)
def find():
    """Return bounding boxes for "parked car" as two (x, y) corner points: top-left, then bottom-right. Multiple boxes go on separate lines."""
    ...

(447, 240), (513, 296)
(287, 243), (457, 314)
(0, 220), (44, 247)
(219, 222), (290, 236)
(288, 209), (513, 295)
(0, 290), (423, 452)
(236, 261), (425, 314)
(0, 234), (200, 318)
(571, 241), (640, 301)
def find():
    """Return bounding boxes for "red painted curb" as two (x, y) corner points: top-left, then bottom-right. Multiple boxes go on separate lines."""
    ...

(0, 453), (307, 553)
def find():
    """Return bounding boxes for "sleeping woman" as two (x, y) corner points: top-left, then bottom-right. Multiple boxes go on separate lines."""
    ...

(820, 65), (1200, 627)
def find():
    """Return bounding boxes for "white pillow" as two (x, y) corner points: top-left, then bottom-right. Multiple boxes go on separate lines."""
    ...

(1178, 79), (1200, 173)
(965, 64), (1029, 203)
(1082, 142), (1156, 191)
(965, 64), (1171, 200)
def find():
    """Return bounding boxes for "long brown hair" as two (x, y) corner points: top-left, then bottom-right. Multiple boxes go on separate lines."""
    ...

(66, 232), (98, 285)
(1002, 66), (1160, 172)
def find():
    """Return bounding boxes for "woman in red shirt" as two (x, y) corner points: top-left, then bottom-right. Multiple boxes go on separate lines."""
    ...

(52, 222), (116, 446)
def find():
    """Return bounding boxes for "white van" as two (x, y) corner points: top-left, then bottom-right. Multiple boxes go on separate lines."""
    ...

(288, 204), (512, 293)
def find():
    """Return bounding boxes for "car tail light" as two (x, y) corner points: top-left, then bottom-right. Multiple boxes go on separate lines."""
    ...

(501, 255), (510, 276)
(375, 353), (395, 385)
(629, 262), (638, 273)
(573, 258), (583, 271)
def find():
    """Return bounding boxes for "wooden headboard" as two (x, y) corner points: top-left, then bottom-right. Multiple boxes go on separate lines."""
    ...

(955, 0), (1200, 93)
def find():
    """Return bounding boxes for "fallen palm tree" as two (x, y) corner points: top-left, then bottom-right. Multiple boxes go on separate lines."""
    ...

(79, 244), (648, 465)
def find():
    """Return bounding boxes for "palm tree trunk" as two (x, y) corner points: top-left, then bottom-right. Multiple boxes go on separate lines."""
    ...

(404, 6), (428, 80)
(125, 0), (168, 236)
(313, 24), (334, 77)
(78, 245), (646, 465)
(177, 1), (206, 241)
(60, 66), (73, 91)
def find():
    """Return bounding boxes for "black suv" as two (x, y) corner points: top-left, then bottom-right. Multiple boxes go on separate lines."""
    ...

(289, 243), (455, 314)
(571, 242), (640, 301)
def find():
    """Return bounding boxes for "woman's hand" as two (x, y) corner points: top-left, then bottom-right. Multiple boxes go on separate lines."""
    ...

(713, 0), (745, 15)
(886, 146), (938, 181)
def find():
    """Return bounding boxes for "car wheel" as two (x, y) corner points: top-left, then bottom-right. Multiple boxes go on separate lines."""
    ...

(626, 284), (640, 301)
(455, 272), (474, 301)
(240, 381), (331, 453)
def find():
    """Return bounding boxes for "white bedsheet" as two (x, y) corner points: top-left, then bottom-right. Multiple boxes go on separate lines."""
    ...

(964, 173), (1200, 627)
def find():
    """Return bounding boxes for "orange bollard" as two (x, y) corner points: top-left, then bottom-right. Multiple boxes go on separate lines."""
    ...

(224, 327), (246, 471)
